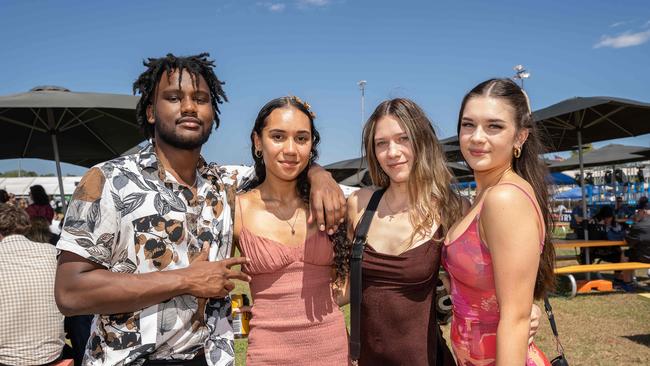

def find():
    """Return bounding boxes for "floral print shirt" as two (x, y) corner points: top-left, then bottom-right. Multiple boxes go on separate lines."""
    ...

(57, 143), (253, 366)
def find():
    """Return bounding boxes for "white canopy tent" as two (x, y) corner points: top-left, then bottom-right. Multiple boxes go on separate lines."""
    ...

(0, 176), (82, 196)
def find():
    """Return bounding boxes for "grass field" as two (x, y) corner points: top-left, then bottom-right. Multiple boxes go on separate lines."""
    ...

(230, 231), (650, 365)
(233, 279), (650, 365)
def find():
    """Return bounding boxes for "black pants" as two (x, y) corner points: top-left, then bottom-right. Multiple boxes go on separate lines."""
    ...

(64, 315), (93, 366)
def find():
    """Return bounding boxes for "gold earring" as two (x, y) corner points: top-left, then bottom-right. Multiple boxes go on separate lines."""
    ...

(255, 150), (262, 159)
(514, 146), (522, 159)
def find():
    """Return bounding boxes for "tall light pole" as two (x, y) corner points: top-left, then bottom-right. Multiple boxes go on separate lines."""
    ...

(357, 80), (367, 125)
(513, 64), (530, 89)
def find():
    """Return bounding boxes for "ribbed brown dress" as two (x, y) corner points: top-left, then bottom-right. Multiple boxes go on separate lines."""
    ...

(360, 230), (455, 366)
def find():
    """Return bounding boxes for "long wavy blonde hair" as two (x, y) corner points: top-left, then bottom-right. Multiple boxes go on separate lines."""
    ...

(363, 98), (462, 245)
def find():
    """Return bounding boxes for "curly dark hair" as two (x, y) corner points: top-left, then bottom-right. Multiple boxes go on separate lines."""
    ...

(249, 96), (350, 285)
(132, 53), (227, 139)
(330, 223), (351, 289)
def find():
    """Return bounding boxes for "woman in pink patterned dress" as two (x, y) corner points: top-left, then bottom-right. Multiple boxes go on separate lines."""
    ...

(443, 79), (555, 366)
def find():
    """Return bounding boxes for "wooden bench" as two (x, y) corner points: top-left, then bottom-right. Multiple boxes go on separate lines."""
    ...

(554, 240), (626, 250)
(553, 240), (626, 261)
(554, 262), (650, 297)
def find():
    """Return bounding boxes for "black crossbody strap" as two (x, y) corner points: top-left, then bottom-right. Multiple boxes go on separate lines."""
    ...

(544, 296), (566, 356)
(349, 189), (385, 361)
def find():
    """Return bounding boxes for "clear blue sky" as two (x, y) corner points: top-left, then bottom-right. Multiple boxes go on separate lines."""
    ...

(1, 0), (649, 175)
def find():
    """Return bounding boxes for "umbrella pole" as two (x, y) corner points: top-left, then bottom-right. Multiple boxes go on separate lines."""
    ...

(47, 108), (68, 214)
(51, 133), (68, 214)
(577, 130), (591, 280)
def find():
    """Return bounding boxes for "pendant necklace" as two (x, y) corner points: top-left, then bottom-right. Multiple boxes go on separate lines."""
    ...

(384, 193), (407, 222)
(286, 209), (300, 235)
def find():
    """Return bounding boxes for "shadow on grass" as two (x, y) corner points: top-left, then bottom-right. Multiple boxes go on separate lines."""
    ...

(623, 334), (650, 347)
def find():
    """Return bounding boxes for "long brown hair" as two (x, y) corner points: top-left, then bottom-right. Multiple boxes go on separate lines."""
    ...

(457, 78), (555, 299)
(363, 98), (462, 245)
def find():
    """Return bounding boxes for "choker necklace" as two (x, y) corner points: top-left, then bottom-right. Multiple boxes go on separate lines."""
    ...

(384, 193), (408, 222)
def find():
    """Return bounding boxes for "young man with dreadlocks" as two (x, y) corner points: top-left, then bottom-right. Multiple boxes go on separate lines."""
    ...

(55, 53), (345, 365)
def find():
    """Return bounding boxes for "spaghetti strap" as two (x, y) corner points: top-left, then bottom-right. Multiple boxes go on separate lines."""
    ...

(494, 182), (545, 246)
(237, 196), (245, 228)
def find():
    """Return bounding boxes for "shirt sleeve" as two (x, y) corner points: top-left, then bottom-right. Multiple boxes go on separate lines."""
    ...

(221, 165), (257, 192)
(56, 167), (118, 268)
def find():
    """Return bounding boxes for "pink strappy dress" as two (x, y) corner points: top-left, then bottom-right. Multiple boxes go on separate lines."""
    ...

(238, 225), (348, 365)
(442, 183), (551, 366)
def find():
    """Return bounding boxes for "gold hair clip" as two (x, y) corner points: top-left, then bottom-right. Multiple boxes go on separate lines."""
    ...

(289, 95), (316, 119)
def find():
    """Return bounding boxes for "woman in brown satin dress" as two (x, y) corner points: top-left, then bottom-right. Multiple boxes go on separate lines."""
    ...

(346, 98), (461, 365)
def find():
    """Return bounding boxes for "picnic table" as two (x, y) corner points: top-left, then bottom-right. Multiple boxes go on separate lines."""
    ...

(553, 239), (650, 297)
(553, 240), (625, 264)
(554, 240), (625, 250)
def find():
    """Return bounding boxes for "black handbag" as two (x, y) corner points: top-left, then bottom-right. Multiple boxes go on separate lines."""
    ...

(349, 189), (385, 363)
(544, 297), (569, 366)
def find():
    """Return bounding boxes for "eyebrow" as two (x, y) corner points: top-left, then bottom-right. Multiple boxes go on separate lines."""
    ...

(267, 129), (311, 134)
(160, 87), (209, 95)
(374, 132), (407, 140)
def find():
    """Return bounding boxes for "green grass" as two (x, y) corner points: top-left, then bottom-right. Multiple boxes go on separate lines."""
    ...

(233, 284), (650, 365)
(231, 240), (650, 365)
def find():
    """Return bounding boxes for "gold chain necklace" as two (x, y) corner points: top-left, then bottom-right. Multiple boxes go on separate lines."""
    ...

(384, 193), (408, 222)
(285, 209), (300, 235)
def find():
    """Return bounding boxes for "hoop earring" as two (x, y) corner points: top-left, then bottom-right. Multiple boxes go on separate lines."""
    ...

(255, 150), (263, 159)
(514, 146), (522, 159)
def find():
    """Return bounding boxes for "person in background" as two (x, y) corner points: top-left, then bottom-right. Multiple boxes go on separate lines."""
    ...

(0, 189), (9, 204)
(613, 196), (633, 227)
(25, 184), (54, 223)
(64, 314), (93, 366)
(594, 206), (624, 241)
(7, 193), (17, 206)
(50, 209), (64, 236)
(632, 196), (649, 222)
(618, 205), (650, 290)
(17, 196), (28, 209)
(0, 203), (65, 365)
(26, 215), (60, 245)
(570, 199), (585, 239)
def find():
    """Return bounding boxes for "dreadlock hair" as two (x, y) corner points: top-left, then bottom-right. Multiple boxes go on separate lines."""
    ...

(132, 53), (228, 139)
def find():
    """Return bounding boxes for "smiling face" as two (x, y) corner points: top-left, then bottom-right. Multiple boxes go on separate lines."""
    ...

(373, 115), (414, 184)
(146, 69), (215, 150)
(253, 107), (313, 182)
(459, 96), (528, 173)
